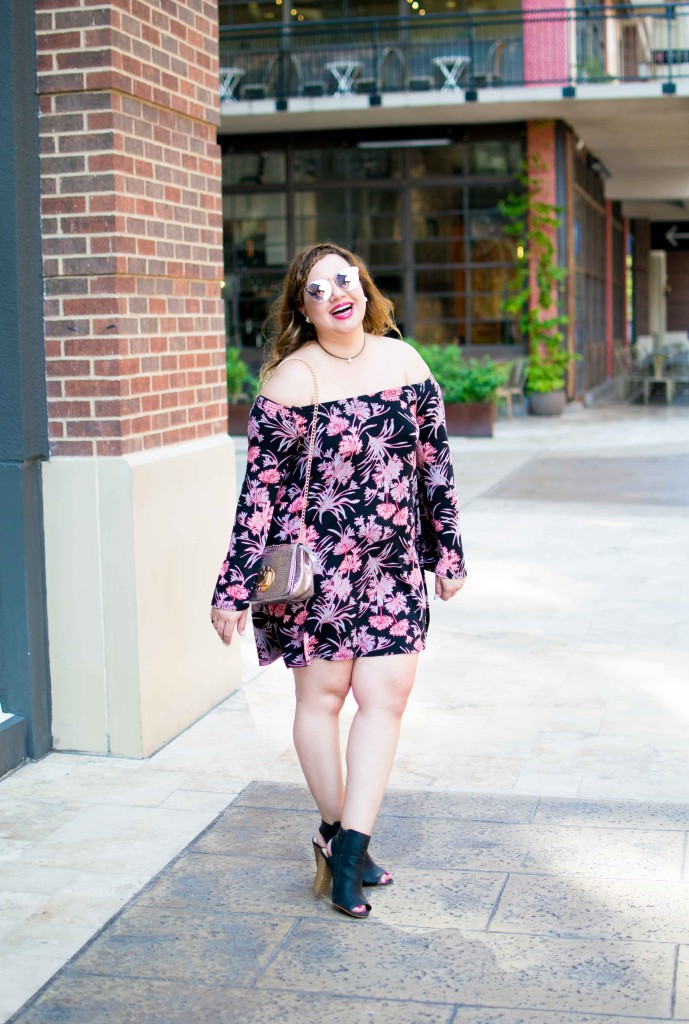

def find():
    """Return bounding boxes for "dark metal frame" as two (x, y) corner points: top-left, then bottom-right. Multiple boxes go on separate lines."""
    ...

(0, 0), (52, 776)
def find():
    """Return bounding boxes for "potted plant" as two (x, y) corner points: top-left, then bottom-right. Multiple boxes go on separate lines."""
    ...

(499, 156), (577, 416)
(407, 340), (509, 436)
(226, 347), (259, 434)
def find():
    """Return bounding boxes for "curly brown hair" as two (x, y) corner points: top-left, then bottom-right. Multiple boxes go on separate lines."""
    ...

(260, 242), (399, 382)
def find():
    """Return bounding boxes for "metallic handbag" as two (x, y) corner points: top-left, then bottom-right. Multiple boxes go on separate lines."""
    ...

(249, 358), (319, 607)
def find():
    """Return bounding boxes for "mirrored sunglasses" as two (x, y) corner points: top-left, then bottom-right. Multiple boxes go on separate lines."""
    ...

(304, 266), (360, 303)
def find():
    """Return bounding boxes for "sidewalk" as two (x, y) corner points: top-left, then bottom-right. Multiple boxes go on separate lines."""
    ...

(2, 401), (689, 1022)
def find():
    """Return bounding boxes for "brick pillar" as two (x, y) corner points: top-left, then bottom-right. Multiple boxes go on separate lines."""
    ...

(36, 0), (227, 455)
(35, 0), (238, 757)
(522, 0), (570, 85)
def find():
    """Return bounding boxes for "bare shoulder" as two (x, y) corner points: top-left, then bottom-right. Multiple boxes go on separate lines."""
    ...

(259, 354), (317, 408)
(391, 338), (431, 386)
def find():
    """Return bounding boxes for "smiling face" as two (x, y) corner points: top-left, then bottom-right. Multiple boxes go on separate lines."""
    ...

(300, 252), (367, 343)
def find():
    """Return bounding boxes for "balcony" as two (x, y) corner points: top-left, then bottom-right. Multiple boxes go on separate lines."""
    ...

(219, 4), (689, 107)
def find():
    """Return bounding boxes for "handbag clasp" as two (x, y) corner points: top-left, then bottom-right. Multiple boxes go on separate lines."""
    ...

(255, 566), (275, 592)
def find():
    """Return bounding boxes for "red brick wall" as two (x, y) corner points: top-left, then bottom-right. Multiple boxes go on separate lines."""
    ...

(526, 120), (559, 300)
(36, 0), (227, 456)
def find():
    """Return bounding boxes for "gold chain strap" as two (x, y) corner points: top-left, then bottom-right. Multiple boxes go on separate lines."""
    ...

(262, 357), (319, 546)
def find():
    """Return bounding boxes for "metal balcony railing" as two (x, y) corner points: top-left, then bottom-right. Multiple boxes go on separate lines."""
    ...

(218, 4), (689, 104)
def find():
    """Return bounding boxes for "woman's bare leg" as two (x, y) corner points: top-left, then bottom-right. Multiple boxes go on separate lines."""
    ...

(292, 659), (353, 825)
(341, 653), (418, 835)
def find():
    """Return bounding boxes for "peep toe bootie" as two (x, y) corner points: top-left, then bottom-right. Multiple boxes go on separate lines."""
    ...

(329, 828), (372, 919)
(312, 819), (392, 891)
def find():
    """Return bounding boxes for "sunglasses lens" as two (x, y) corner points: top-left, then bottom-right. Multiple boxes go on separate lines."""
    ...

(335, 267), (359, 291)
(305, 279), (331, 302)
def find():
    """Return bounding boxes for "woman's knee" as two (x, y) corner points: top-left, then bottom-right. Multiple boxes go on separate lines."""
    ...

(354, 674), (415, 719)
(294, 664), (351, 716)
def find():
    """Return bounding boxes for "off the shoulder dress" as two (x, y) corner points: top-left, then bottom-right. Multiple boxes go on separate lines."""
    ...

(211, 375), (466, 667)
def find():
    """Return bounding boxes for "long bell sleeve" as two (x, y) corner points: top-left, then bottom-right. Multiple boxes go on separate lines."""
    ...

(211, 397), (307, 612)
(415, 376), (467, 580)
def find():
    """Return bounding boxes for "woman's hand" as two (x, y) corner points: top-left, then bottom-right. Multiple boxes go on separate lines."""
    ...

(210, 608), (249, 646)
(434, 576), (466, 602)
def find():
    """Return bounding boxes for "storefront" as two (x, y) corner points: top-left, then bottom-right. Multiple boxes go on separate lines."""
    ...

(221, 124), (525, 357)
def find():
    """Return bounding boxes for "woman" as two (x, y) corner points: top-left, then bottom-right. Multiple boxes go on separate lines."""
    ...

(211, 242), (466, 919)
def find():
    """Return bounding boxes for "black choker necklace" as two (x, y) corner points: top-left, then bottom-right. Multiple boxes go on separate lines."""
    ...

(317, 337), (366, 364)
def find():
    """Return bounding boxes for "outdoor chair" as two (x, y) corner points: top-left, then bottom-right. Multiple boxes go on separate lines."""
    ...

(496, 356), (527, 418)
(634, 352), (676, 404)
(473, 39), (506, 87)
(240, 54), (278, 100)
(377, 46), (410, 92)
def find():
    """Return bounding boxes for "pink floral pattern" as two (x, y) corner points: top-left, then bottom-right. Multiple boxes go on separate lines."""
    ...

(212, 376), (466, 667)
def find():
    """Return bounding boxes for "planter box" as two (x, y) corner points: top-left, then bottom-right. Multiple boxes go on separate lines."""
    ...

(443, 401), (494, 437)
(528, 390), (566, 416)
(227, 403), (252, 436)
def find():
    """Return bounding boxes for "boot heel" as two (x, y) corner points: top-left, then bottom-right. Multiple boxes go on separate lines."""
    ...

(312, 842), (332, 897)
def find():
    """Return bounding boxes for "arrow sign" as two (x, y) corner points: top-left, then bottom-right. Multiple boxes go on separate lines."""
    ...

(651, 221), (689, 251)
(665, 225), (689, 247)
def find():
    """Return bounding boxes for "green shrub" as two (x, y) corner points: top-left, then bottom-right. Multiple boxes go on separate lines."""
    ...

(226, 347), (259, 403)
(406, 340), (509, 403)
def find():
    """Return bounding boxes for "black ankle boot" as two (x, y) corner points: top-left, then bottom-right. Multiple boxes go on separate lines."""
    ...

(362, 850), (393, 887)
(313, 818), (392, 889)
(329, 828), (372, 919)
(318, 819), (340, 844)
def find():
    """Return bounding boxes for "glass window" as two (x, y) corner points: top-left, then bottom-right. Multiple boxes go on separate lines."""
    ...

(219, 1), (282, 26)
(411, 188), (465, 264)
(295, 190), (402, 264)
(294, 146), (401, 183)
(219, 129), (525, 351)
(409, 142), (466, 178)
(223, 150), (286, 187)
(415, 267), (467, 345)
(468, 185), (513, 262)
(223, 192), (288, 269)
(468, 140), (522, 176)
(223, 269), (284, 348)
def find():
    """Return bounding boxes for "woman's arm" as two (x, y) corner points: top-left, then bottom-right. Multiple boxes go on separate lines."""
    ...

(414, 376), (467, 599)
(211, 398), (306, 604)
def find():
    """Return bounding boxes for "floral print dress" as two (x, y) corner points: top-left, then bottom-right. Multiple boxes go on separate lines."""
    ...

(212, 375), (466, 667)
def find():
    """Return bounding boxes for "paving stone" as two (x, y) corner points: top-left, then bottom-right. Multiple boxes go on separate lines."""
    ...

(258, 921), (675, 1016)
(137, 851), (505, 930)
(451, 1012), (672, 1024)
(676, 944), (689, 1021)
(490, 873), (689, 942)
(234, 780), (315, 811)
(484, 454), (689, 506)
(0, 954), (67, 1024)
(235, 781), (538, 823)
(534, 798), (689, 830)
(380, 786), (536, 819)
(517, 823), (684, 881)
(12, 978), (454, 1024)
(192, 802), (314, 860)
(374, 815), (683, 880)
(69, 906), (292, 987)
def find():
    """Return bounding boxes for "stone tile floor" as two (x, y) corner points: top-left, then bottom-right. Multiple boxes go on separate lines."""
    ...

(7, 782), (689, 1023)
(2, 400), (689, 1021)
